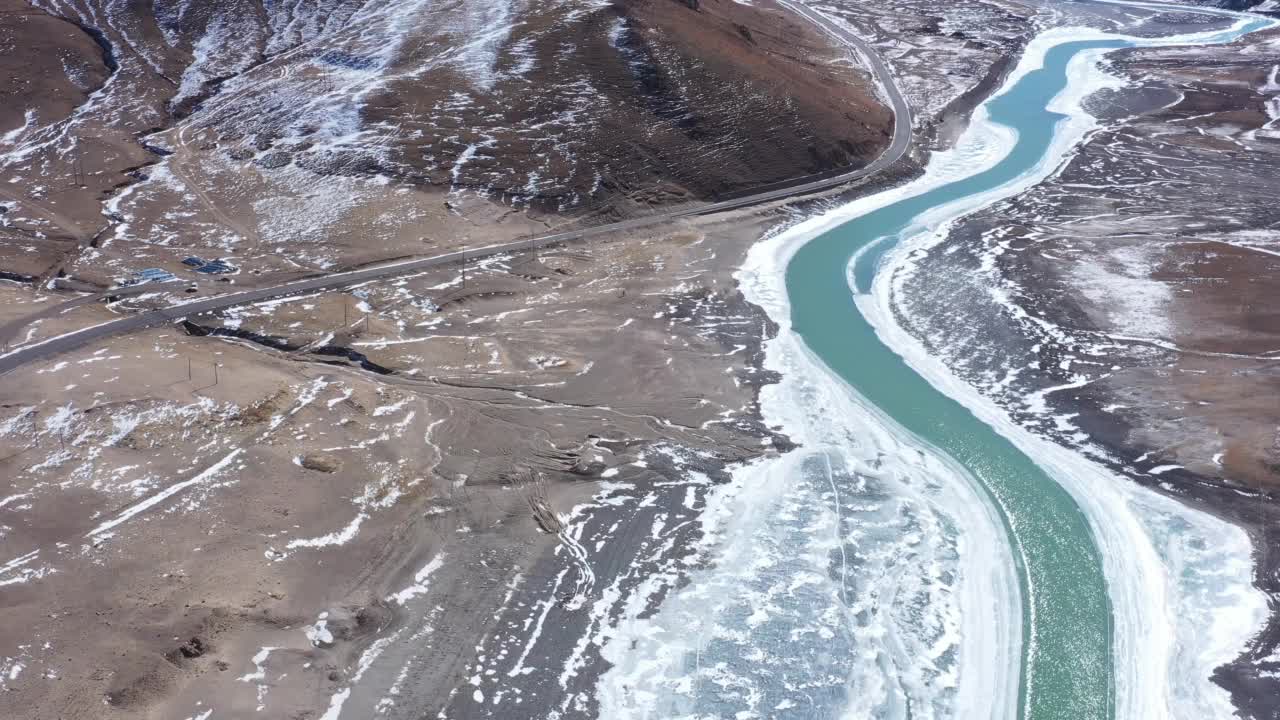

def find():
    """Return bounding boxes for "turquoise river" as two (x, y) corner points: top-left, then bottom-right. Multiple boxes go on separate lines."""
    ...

(786, 18), (1270, 720)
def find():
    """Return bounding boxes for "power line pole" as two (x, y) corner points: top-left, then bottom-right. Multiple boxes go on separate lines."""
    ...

(70, 151), (84, 188)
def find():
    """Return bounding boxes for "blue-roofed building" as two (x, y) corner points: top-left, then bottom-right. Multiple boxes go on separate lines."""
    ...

(120, 268), (177, 286)
(195, 260), (235, 274)
(138, 268), (176, 282)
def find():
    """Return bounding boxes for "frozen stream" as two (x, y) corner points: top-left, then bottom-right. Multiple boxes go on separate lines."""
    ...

(599, 7), (1272, 720)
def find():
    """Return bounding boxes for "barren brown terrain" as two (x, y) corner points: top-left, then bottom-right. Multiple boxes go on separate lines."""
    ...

(22, 0), (1279, 717)
(0, 0), (940, 717)
(0, 206), (800, 718)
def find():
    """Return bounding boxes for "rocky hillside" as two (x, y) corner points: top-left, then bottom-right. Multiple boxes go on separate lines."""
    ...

(1183, 0), (1280, 13)
(0, 0), (889, 284)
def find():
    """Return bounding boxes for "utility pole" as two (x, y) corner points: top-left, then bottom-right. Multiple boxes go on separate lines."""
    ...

(187, 356), (192, 382)
(212, 363), (219, 388)
(71, 150), (86, 187)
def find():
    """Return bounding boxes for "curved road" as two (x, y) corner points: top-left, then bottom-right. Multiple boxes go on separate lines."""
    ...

(0, 2), (912, 377)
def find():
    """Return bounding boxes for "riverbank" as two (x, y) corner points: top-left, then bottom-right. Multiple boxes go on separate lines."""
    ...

(886, 2), (1280, 716)
(859, 11), (1275, 715)
(595, 7), (1274, 720)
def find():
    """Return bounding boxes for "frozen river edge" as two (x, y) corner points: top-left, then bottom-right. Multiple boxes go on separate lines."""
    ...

(599, 6), (1275, 720)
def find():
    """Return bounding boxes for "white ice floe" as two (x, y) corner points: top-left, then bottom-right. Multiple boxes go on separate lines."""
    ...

(238, 646), (279, 712)
(316, 627), (402, 719)
(318, 688), (351, 720)
(307, 613), (334, 647)
(285, 512), (367, 552)
(387, 553), (446, 605)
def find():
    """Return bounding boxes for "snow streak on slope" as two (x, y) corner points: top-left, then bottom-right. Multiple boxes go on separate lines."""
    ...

(169, 12), (265, 110)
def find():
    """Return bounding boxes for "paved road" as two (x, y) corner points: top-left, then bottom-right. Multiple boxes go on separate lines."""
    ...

(0, 281), (183, 350)
(0, 2), (912, 377)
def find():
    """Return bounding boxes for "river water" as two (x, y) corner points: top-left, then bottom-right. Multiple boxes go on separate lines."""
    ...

(599, 10), (1272, 720)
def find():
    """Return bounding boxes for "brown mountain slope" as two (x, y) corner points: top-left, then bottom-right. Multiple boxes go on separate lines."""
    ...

(0, 0), (889, 285)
